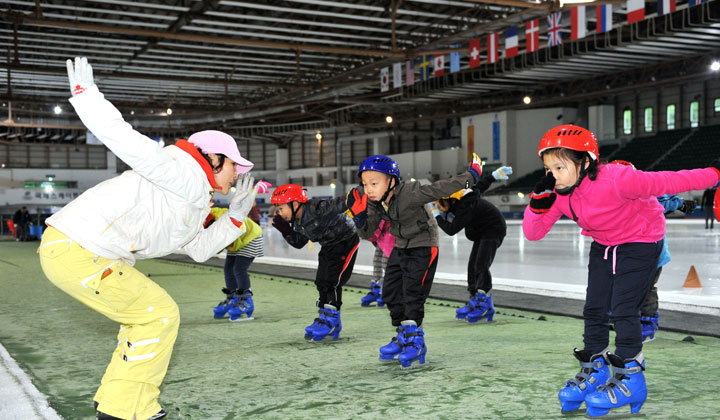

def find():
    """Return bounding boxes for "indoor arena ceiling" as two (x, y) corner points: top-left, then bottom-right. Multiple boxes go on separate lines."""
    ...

(1, 0), (720, 145)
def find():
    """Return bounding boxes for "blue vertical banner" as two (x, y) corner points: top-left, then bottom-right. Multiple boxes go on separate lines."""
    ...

(492, 118), (500, 161)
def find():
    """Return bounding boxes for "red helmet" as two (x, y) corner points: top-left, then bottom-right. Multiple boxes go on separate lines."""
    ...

(271, 184), (308, 204)
(538, 125), (599, 161)
(609, 160), (636, 169)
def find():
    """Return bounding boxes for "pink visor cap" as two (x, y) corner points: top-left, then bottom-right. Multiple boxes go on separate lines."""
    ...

(188, 130), (254, 174)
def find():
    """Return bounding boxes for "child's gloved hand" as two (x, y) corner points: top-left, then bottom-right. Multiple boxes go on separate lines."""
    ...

(492, 166), (513, 181)
(228, 174), (258, 222)
(66, 57), (95, 96)
(255, 180), (272, 194)
(529, 173), (557, 214)
(428, 202), (442, 218)
(467, 153), (483, 182)
(272, 214), (292, 236)
(679, 199), (697, 215)
(345, 187), (368, 228)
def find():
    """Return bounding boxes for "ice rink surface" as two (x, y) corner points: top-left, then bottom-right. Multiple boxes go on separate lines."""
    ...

(258, 219), (720, 315)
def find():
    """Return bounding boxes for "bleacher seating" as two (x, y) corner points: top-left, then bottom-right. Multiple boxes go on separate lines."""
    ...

(609, 128), (690, 170)
(652, 124), (720, 171)
(490, 168), (544, 194)
(599, 143), (620, 160)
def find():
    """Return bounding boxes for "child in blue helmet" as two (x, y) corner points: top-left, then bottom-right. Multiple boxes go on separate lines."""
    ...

(345, 153), (509, 368)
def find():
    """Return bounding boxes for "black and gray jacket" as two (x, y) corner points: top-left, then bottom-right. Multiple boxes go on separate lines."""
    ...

(283, 197), (357, 249)
(358, 171), (476, 249)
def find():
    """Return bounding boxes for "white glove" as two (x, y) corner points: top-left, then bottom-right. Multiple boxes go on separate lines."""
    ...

(228, 174), (258, 222)
(428, 202), (442, 218)
(492, 166), (513, 181)
(66, 57), (95, 96)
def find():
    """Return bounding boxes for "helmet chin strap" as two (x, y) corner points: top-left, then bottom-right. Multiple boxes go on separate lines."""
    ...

(555, 155), (588, 196)
(379, 177), (397, 205)
(289, 201), (303, 224)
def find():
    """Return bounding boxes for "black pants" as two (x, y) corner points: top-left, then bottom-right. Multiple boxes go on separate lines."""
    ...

(383, 246), (439, 327)
(705, 205), (714, 228)
(583, 240), (662, 359)
(315, 234), (360, 309)
(467, 237), (503, 295)
(224, 255), (254, 291)
(640, 266), (662, 317)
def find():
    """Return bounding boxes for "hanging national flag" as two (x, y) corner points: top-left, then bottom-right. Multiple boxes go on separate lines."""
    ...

(393, 62), (402, 88)
(380, 67), (389, 92)
(596, 5), (612, 33)
(487, 32), (498, 63)
(405, 60), (415, 86)
(469, 38), (481, 68)
(627, 0), (645, 24)
(450, 45), (461, 73)
(689, 0), (707, 6)
(419, 55), (432, 81)
(571, 6), (586, 40)
(547, 12), (562, 47)
(525, 19), (539, 53)
(657, 0), (676, 15)
(434, 54), (445, 76)
(505, 27), (518, 58)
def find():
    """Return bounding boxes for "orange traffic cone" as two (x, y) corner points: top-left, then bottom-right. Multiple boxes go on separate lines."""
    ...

(682, 265), (703, 288)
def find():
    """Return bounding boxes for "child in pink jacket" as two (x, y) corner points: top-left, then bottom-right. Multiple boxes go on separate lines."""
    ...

(523, 125), (720, 417)
(361, 220), (395, 307)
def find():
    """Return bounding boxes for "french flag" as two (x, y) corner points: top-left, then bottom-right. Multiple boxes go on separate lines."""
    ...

(571, 6), (586, 40)
(505, 27), (518, 58)
(626, 0), (645, 24)
(596, 5), (612, 33)
(689, 0), (707, 6)
(657, 0), (676, 15)
(487, 32), (498, 63)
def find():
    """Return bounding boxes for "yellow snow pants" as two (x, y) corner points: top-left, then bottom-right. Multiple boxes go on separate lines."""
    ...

(38, 227), (180, 420)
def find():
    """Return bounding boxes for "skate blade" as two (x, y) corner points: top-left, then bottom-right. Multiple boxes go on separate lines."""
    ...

(229, 316), (254, 322)
(584, 412), (646, 419)
(400, 360), (426, 370)
(560, 407), (586, 416)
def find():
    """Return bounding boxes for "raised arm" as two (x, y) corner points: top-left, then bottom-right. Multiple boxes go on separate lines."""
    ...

(66, 57), (205, 202)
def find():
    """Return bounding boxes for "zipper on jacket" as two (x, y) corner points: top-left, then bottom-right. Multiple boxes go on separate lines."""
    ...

(568, 189), (578, 222)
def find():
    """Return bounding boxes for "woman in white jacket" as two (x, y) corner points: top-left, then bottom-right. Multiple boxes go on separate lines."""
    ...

(38, 57), (258, 420)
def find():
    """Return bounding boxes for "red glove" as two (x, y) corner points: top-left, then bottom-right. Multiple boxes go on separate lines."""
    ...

(345, 188), (368, 228)
(468, 153), (483, 182)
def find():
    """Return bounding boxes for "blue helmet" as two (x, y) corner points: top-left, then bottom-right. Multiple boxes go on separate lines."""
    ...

(358, 155), (400, 179)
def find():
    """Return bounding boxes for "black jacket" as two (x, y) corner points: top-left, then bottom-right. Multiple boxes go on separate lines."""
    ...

(283, 197), (357, 248)
(436, 191), (506, 241)
(358, 171), (476, 248)
(436, 173), (506, 241)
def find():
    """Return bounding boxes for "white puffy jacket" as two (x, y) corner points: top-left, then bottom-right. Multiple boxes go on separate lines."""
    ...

(46, 85), (245, 265)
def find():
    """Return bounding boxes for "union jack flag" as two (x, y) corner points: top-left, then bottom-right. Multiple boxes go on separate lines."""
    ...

(547, 12), (562, 46)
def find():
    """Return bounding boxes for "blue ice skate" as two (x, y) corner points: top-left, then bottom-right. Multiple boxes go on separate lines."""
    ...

(213, 288), (238, 319)
(361, 281), (381, 307)
(455, 294), (478, 320)
(641, 312), (659, 343)
(585, 352), (647, 417)
(376, 293), (385, 307)
(304, 307), (326, 340)
(558, 348), (610, 413)
(379, 324), (408, 362)
(312, 304), (342, 341)
(397, 321), (426, 368)
(228, 290), (254, 322)
(466, 292), (495, 323)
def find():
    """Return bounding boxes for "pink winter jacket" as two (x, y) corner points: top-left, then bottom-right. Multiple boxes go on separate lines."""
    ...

(523, 164), (720, 246)
(367, 219), (396, 258)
